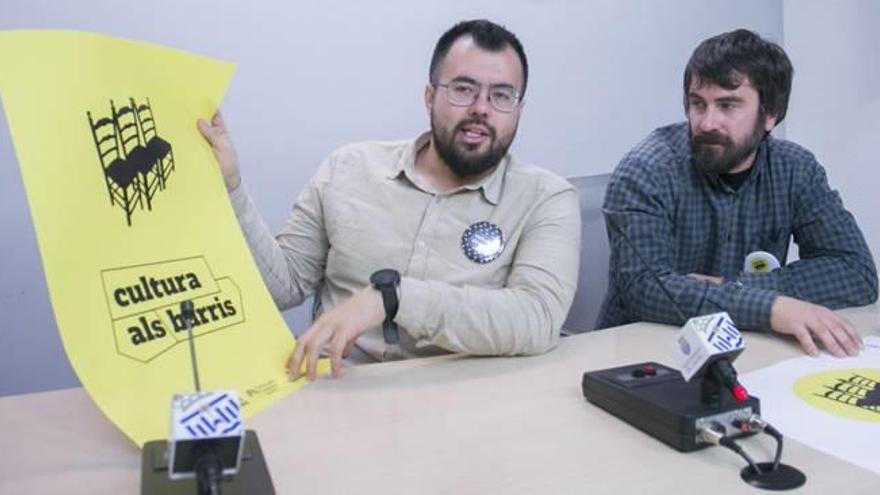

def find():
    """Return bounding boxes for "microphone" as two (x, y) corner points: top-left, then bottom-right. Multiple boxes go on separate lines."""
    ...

(168, 391), (244, 488)
(167, 301), (244, 494)
(582, 209), (762, 453)
(675, 311), (749, 404)
(583, 208), (805, 489)
(140, 300), (276, 494)
(604, 208), (748, 403)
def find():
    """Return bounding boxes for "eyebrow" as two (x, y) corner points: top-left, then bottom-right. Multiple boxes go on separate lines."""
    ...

(450, 75), (516, 91)
(687, 93), (744, 104)
(450, 75), (480, 85)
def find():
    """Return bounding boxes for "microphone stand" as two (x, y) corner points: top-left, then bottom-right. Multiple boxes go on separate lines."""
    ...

(140, 301), (276, 494)
(180, 301), (223, 495)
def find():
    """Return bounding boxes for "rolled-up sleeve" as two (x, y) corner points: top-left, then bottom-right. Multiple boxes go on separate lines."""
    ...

(229, 161), (331, 310)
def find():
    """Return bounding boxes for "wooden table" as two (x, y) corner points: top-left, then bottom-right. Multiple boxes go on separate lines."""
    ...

(2, 305), (878, 494)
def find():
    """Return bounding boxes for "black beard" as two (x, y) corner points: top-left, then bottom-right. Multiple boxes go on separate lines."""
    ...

(691, 118), (766, 174)
(430, 114), (515, 179)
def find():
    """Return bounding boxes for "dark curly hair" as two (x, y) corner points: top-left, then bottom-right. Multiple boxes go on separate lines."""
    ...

(684, 29), (793, 125)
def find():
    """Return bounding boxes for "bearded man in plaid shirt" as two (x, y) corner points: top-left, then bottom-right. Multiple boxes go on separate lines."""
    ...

(599, 29), (877, 358)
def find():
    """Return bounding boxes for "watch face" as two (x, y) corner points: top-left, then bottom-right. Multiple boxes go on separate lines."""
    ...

(371, 269), (400, 286)
(461, 221), (504, 264)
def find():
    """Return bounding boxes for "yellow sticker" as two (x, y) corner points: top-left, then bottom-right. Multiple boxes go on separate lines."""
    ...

(793, 369), (880, 422)
(749, 258), (770, 272)
(0, 30), (328, 446)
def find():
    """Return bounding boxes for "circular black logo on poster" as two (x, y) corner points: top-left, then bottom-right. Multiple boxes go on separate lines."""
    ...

(461, 221), (505, 264)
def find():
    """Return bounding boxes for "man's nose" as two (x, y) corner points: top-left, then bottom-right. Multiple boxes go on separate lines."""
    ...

(468, 88), (492, 117)
(696, 106), (723, 133)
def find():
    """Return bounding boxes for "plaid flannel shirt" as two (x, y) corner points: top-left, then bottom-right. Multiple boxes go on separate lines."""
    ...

(598, 122), (877, 331)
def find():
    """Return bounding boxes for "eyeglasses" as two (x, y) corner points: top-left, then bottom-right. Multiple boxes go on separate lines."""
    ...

(433, 80), (521, 113)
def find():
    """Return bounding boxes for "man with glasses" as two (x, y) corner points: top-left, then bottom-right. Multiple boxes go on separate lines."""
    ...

(599, 29), (877, 357)
(198, 20), (580, 379)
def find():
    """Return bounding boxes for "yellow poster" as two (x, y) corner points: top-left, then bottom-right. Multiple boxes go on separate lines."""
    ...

(0, 30), (324, 446)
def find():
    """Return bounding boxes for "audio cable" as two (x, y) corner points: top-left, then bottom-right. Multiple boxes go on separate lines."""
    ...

(698, 414), (805, 489)
(698, 421), (763, 474)
(698, 414), (785, 474)
(733, 414), (783, 471)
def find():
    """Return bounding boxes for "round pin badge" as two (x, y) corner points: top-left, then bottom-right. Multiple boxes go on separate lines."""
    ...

(461, 221), (505, 264)
(744, 251), (781, 274)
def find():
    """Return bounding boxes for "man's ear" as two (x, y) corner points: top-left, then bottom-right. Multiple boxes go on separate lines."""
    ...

(424, 84), (435, 113)
(764, 112), (779, 132)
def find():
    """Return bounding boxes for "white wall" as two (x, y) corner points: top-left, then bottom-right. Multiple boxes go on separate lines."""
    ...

(783, 0), (880, 265)
(0, 0), (782, 395)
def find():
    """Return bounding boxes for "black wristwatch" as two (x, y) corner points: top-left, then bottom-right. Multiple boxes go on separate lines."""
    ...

(370, 269), (401, 344)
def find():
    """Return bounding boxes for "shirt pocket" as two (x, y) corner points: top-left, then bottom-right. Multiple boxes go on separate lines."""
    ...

(754, 227), (791, 263)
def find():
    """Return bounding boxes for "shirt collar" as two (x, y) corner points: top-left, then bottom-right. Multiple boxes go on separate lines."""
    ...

(386, 132), (429, 180)
(388, 131), (508, 205)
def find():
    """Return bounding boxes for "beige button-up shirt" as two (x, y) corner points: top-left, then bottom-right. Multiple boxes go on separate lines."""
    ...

(230, 132), (581, 362)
